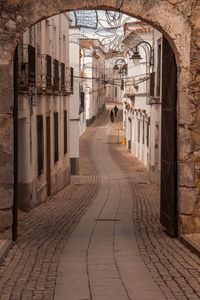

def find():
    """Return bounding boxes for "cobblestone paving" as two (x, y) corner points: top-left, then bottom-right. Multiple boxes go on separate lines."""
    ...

(0, 126), (100, 300)
(109, 117), (200, 300)
(1, 111), (200, 300)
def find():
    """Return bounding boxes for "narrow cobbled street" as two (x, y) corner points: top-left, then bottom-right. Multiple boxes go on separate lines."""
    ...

(1, 109), (200, 300)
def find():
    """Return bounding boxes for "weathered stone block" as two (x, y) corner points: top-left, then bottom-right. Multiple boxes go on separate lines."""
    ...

(0, 64), (13, 113)
(0, 188), (13, 209)
(179, 160), (195, 187)
(180, 215), (200, 234)
(191, 129), (200, 146)
(7, 0), (22, 6)
(0, 210), (12, 231)
(178, 126), (194, 161)
(178, 94), (195, 125)
(0, 118), (13, 156)
(0, 165), (13, 184)
(179, 187), (199, 215)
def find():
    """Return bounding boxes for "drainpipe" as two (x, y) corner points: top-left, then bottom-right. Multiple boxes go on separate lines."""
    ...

(13, 45), (18, 241)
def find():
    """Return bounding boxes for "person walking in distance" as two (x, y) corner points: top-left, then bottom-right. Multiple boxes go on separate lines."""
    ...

(110, 109), (114, 123)
(114, 105), (119, 117)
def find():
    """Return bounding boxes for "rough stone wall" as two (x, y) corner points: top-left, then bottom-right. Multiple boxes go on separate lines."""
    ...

(0, 0), (196, 237)
(178, 0), (200, 233)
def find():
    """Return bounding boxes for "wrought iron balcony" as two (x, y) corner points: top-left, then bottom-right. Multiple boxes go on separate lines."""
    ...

(65, 67), (74, 95)
(18, 44), (36, 91)
(52, 59), (59, 91)
(37, 54), (52, 92)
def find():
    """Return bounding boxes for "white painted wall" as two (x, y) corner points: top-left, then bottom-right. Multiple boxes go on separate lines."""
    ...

(69, 28), (82, 161)
(18, 13), (71, 210)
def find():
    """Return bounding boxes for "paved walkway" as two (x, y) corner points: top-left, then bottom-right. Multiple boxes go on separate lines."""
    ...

(1, 110), (200, 300)
(54, 113), (164, 300)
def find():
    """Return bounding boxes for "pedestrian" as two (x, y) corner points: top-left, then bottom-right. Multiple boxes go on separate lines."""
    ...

(110, 109), (114, 123)
(114, 105), (119, 117)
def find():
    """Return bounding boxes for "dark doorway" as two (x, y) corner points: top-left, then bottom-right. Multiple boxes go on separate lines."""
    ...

(160, 36), (178, 237)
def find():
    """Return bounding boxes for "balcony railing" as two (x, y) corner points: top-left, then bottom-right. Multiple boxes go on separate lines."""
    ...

(66, 67), (74, 94)
(52, 59), (59, 91)
(60, 62), (65, 92)
(37, 54), (52, 92)
(18, 44), (36, 90)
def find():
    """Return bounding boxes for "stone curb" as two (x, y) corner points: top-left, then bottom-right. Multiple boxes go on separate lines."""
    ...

(0, 240), (12, 265)
(179, 234), (200, 258)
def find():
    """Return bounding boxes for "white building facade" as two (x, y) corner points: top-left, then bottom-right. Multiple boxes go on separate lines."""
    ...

(105, 53), (125, 105)
(80, 39), (106, 125)
(17, 13), (72, 211)
(69, 28), (87, 175)
(123, 22), (162, 182)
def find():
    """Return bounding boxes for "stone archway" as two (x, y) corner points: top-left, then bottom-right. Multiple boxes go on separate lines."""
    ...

(0, 0), (198, 239)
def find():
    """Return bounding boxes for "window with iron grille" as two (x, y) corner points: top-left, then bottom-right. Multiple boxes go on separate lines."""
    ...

(28, 45), (35, 85)
(53, 59), (59, 90)
(37, 115), (44, 176)
(46, 55), (52, 88)
(64, 111), (68, 154)
(156, 39), (162, 96)
(54, 112), (59, 162)
(60, 63), (65, 92)
(18, 44), (36, 89)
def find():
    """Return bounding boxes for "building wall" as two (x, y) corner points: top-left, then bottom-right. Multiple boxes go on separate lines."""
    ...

(17, 13), (71, 211)
(105, 57), (124, 104)
(80, 39), (106, 126)
(123, 25), (152, 168)
(69, 28), (86, 175)
(149, 30), (162, 183)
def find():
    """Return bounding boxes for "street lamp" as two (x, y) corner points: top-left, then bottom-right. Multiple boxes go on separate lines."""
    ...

(128, 41), (153, 67)
(113, 58), (128, 76)
(128, 41), (154, 104)
(129, 50), (142, 66)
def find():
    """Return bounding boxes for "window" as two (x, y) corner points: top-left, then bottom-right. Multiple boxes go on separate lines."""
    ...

(64, 111), (68, 154)
(146, 122), (150, 148)
(115, 87), (117, 97)
(37, 115), (44, 175)
(142, 115), (145, 144)
(156, 39), (161, 96)
(138, 119), (140, 143)
(150, 72), (155, 97)
(54, 112), (59, 162)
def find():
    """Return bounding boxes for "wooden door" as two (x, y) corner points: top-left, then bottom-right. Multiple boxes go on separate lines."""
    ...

(160, 36), (178, 236)
(46, 116), (51, 196)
